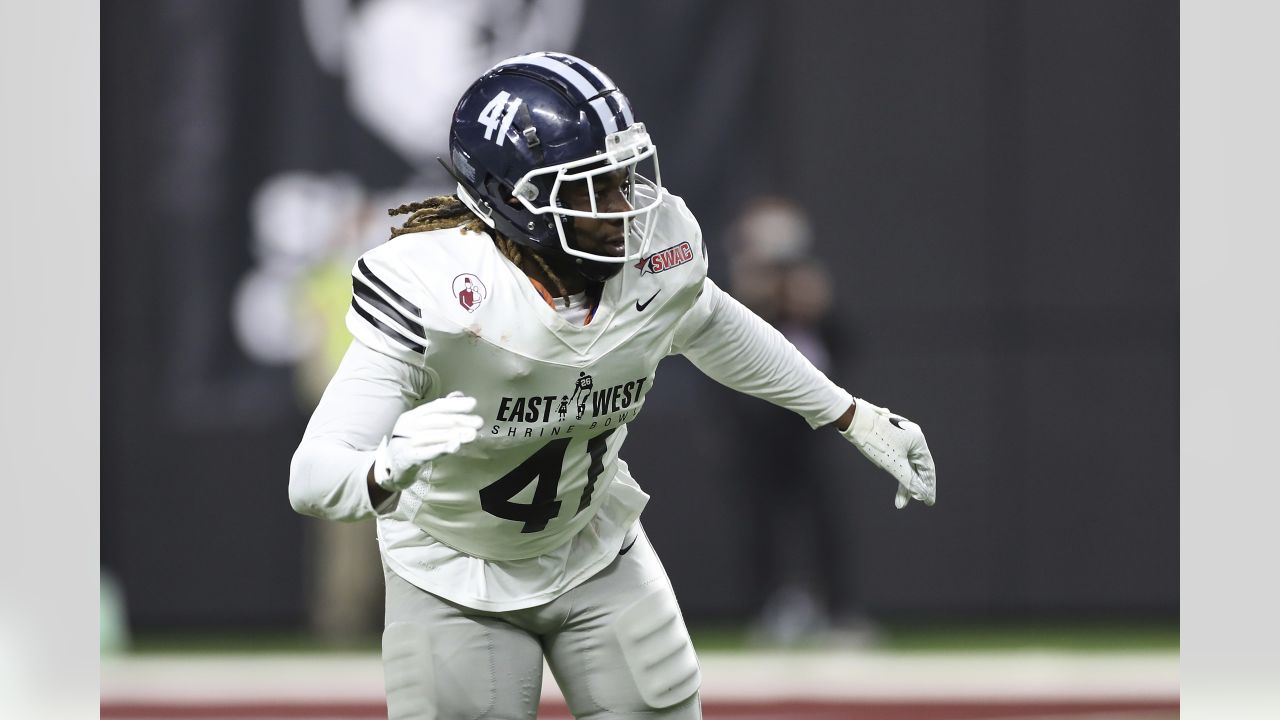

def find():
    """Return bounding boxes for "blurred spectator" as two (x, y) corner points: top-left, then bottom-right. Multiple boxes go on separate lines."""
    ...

(100, 569), (130, 654)
(726, 197), (876, 646)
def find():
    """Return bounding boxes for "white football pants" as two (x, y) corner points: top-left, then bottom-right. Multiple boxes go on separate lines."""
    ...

(381, 524), (702, 719)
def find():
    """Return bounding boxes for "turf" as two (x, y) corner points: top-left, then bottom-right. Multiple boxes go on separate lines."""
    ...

(122, 621), (1178, 656)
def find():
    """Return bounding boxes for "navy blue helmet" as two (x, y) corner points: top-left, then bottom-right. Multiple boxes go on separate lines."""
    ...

(445, 52), (665, 271)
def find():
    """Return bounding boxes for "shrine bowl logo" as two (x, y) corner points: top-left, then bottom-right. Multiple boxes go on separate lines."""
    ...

(634, 241), (694, 275)
(453, 274), (487, 312)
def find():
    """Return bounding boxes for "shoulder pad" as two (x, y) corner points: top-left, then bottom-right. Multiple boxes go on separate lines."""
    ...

(345, 227), (503, 365)
(636, 193), (707, 284)
(346, 236), (434, 365)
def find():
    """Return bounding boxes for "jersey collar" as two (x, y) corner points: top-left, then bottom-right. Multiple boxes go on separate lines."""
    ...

(526, 277), (600, 326)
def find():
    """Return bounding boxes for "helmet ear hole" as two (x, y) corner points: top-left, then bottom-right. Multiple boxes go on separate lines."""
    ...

(481, 176), (517, 209)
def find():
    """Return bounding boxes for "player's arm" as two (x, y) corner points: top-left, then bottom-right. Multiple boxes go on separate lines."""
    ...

(289, 340), (423, 520)
(670, 278), (851, 427)
(293, 243), (486, 519)
(670, 279), (936, 508)
(289, 340), (483, 520)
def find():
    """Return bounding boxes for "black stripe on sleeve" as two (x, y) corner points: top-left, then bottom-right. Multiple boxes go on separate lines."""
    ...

(352, 276), (426, 338)
(350, 299), (425, 355)
(357, 258), (421, 316)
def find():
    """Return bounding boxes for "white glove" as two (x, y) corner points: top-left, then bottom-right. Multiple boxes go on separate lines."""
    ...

(373, 392), (483, 492)
(841, 398), (937, 509)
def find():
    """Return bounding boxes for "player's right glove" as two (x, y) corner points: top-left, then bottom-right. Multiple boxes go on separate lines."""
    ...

(841, 398), (937, 509)
(373, 392), (483, 492)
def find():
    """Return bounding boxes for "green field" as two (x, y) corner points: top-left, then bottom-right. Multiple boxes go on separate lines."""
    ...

(122, 620), (1178, 656)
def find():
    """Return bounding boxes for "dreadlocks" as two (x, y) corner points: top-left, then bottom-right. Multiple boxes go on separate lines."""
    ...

(388, 195), (571, 304)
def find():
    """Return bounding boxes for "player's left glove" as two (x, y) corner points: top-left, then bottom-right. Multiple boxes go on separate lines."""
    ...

(372, 391), (483, 492)
(841, 398), (937, 509)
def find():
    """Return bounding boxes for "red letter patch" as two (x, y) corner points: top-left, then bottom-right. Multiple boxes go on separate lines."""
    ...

(634, 241), (694, 275)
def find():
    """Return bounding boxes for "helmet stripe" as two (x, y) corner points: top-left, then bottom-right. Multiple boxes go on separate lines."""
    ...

(545, 53), (635, 127)
(495, 53), (622, 134)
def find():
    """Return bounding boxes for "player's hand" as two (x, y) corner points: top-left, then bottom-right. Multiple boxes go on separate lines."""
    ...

(373, 392), (483, 492)
(841, 398), (936, 509)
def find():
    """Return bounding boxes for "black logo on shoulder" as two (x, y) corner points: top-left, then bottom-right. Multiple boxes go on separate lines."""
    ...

(635, 290), (660, 312)
(889, 416), (907, 430)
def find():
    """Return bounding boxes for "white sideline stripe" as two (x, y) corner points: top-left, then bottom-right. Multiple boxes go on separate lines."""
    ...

(100, 650), (1179, 704)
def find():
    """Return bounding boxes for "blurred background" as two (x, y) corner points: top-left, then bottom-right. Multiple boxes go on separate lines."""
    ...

(101, 1), (1177, 717)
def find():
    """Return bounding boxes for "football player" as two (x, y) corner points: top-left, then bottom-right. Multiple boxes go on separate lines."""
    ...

(289, 51), (936, 719)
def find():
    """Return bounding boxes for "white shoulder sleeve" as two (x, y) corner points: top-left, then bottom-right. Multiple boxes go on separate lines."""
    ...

(289, 340), (429, 521)
(671, 279), (852, 428)
(346, 251), (430, 367)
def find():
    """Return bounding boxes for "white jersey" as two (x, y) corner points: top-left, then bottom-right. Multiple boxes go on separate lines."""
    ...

(291, 192), (853, 611)
(346, 194), (707, 594)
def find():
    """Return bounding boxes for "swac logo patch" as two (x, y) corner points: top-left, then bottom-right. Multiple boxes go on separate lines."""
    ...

(453, 274), (487, 312)
(634, 241), (694, 275)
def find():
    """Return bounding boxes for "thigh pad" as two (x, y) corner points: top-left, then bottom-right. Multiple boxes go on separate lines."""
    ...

(382, 620), (499, 720)
(612, 586), (701, 709)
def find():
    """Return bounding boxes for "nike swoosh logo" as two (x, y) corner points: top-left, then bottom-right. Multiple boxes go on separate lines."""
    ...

(889, 417), (907, 430)
(618, 536), (638, 556)
(635, 290), (660, 312)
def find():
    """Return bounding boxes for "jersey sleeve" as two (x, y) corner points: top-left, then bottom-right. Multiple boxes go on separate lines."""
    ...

(346, 246), (431, 367)
(289, 340), (430, 521)
(671, 279), (853, 429)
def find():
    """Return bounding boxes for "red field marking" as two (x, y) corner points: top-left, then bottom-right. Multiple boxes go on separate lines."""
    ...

(101, 699), (1179, 720)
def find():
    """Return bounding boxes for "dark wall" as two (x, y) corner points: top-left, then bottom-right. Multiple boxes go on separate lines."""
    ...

(102, 0), (1177, 628)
